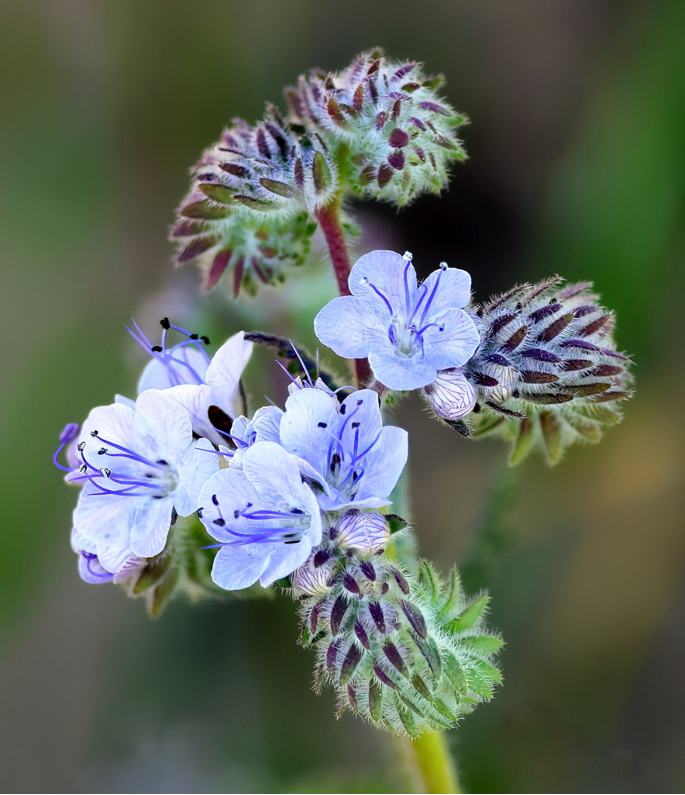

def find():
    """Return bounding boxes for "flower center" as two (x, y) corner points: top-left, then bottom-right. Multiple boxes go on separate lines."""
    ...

(205, 494), (312, 546)
(359, 257), (448, 360)
(68, 430), (177, 499)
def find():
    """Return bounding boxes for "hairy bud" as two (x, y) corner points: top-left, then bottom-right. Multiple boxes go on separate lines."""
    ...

(286, 48), (468, 206)
(456, 278), (633, 464)
(291, 518), (503, 736)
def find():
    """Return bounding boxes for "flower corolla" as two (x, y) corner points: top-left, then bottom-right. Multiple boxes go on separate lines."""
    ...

(64, 390), (219, 578)
(198, 441), (322, 589)
(314, 250), (480, 391)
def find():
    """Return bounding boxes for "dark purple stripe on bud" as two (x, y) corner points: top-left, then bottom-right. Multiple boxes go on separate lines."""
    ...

(232, 256), (245, 298)
(360, 561), (376, 581)
(391, 99), (402, 121)
(566, 383), (610, 396)
(485, 401), (526, 418)
(369, 602), (386, 633)
(520, 371), (559, 384)
(579, 314), (612, 337)
(343, 573), (361, 594)
(390, 567), (410, 594)
(529, 303), (561, 323)
(340, 644), (363, 686)
(203, 249), (231, 292)
(251, 257), (269, 284)
(409, 116), (427, 130)
(591, 390), (631, 402)
(354, 620), (371, 650)
(373, 664), (398, 689)
(523, 392), (573, 404)
(353, 84), (364, 111)
(522, 348), (560, 363)
(489, 312), (518, 336)
(256, 127), (270, 158)
(538, 313), (573, 342)
(294, 158), (304, 188)
(602, 348), (630, 360)
(326, 640), (340, 673)
(400, 600), (427, 638)
(471, 373), (499, 387)
(388, 150), (405, 170)
(486, 353), (513, 367)
(178, 236), (217, 263)
(573, 305), (599, 317)
(327, 97), (345, 126)
(378, 164), (394, 188)
(419, 101), (449, 115)
(172, 219), (208, 238)
(314, 549), (332, 567)
(330, 596), (348, 636)
(347, 684), (358, 712)
(562, 359), (593, 371)
(413, 146), (426, 162)
(368, 77), (378, 102)
(310, 598), (324, 634)
(219, 162), (249, 178)
(592, 364), (623, 377)
(388, 128), (410, 148)
(375, 111), (388, 131)
(502, 325), (528, 351)
(560, 339), (601, 352)
(383, 642), (409, 677)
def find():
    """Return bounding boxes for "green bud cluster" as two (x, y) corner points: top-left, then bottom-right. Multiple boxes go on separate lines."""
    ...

(290, 527), (503, 737)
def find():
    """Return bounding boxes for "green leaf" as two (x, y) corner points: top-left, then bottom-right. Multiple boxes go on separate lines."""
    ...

(445, 595), (489, 633)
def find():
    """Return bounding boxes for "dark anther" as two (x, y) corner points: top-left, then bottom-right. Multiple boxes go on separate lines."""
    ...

(156, 459), (168, 465)
(473, 403), (482, 413)
(330, 453), (341, 473)
(98, 448), (107, 455)
(200, 336), (210, 344)
(90, 430), (99, 436)
(151, 345), (163, 352)
(170, 507), (178, 526)
(77, 441), (86, 451)
(313, 549), (332, 567)
(357, 399), (363, 405)
(212, 494), (219, 506)
(234, 509), (240, 518)
(197, 508), (203, 519)
(291, 508), (304, 514)
(213, 518), (225, 526)
(284, 539), (301, 545)
(317, 422), (327, 428)
(190, 333), (199, 340)
(340, 404), (347, 414)
(351, 422), (360, 428)
(160, 317), (170, 330)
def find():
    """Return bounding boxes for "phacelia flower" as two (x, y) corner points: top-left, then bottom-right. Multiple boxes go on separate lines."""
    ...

(64, 390), (219, 575)
(287, 48), (468, 206)
(456, 278), (633, 463)
(314, 250), (480, 391)
(198, 441), (323, 590)
(70, 528), (143, 585)
(279, 385), (408, 511)
(128, 319), (252, 445)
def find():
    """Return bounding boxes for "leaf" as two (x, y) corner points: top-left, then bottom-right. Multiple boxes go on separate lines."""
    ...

(445, 594), (489, 633)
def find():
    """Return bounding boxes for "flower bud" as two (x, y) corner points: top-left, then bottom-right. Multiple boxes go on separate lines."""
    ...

(463, 278), (633, 464)
(332, 510), (390, 554)
(423, 367), (477, 424)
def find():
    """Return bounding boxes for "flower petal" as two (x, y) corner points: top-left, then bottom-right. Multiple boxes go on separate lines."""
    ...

(314, 296), (385, 359)
(205, 331), (252, 416)
(349, 250), (417, 316)
(354, 425), (408, 505)
(280, 388), (340, 477)
(133, 389), (193, 462)
(137, 347), (209, 392)
(418, 266), (472, 317)
(369, 349), (438, 391)
(259, 539), (313, 587)
(212, 543), (272, 590)
(129, 497), (175, 558)
(174, 438), (221, 516)
(422, 308), (481, 370)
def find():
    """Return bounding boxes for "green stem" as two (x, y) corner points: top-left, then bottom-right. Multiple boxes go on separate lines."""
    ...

(413, 732), (460, 794)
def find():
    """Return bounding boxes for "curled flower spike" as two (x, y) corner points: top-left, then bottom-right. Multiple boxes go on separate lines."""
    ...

(287, 48), (468, 206)
(65, 390), (219, 577)
(449, 278), (634, 464)
(198, 442), (323, 589)
(314, 250), (480, 391)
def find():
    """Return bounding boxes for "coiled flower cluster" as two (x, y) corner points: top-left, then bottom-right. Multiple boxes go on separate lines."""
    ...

(286, 48), (468, 205)
(457, 278), (633, 464)
(173, 49), (467, 295)
(292, 515), (502, 736)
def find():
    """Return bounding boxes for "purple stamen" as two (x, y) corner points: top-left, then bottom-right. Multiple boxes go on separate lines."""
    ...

(90, 433), (165, 470)
(403, 259), (413, 317)
(53, 423), (79, 472)
(367, 282), (395, 317)
(419, 267), (444, 327)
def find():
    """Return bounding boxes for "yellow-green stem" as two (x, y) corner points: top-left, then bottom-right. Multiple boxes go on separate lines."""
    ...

(396, 731), (460, 794)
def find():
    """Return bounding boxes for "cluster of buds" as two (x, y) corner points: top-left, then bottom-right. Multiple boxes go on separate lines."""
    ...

(290, 511), (502, 736)
(173, 49), (468, 295)
(448, 278), (633, 464)
(286, 48), (468, 205)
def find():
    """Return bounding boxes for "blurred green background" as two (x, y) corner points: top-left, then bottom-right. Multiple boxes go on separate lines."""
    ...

(1, 0), (684, 791)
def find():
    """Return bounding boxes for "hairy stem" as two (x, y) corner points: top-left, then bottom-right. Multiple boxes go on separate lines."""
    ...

(412, 732), (460, 794)
(315, 198), (373, 387)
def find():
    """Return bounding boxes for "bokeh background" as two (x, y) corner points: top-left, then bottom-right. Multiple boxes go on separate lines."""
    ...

(2, 0), (684, 792)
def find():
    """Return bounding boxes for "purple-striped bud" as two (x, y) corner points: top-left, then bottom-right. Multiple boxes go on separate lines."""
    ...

(334, 511), (390, 554)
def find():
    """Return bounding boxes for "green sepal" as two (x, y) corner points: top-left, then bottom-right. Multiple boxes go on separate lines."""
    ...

(445, 594), (490, 633)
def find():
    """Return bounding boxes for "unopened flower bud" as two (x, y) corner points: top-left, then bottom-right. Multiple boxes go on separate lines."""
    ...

(332, 510), (390, 554)
(423, 367), (477, 422)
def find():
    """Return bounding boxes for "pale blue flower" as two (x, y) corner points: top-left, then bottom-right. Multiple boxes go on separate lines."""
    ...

(279, 386), (408, 512)
(127, 319), (253, 445)
(66, 390), (219, 574)
(70, 528), (143, 585)
(314, 250), (480, 391)
(199, 441), (322, 590)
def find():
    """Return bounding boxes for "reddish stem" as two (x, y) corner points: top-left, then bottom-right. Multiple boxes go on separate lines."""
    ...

(315, 200), (373, 387)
